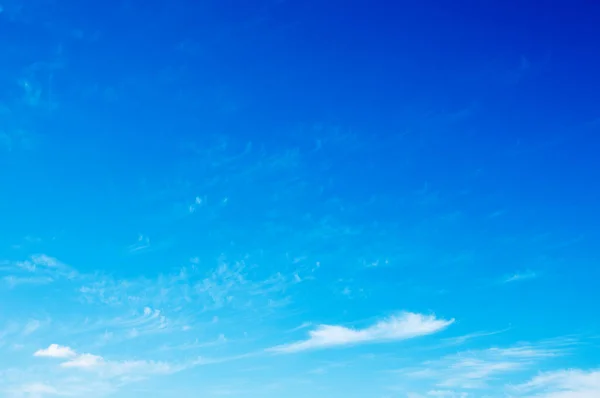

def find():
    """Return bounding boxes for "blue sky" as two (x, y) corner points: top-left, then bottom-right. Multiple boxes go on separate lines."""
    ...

(1, 0), (600, 396)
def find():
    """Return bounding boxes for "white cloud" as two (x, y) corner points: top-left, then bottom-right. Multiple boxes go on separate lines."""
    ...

(34, 344), (76, 358)
(21, 342), (245, 398)
(515, 368), (600, 398)
(269, 312), (454, 353)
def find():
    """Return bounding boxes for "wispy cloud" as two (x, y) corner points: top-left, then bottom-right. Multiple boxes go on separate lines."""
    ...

(22, 319), (42, 336)
(126, 234), (174, 255)
(78, 257), (292, 315)
(7, 378), (116, 398)
(60, 306), (181, 344)
(107, 307), (170, 337)
(287, 322), (313, 333)
(159, 334), (227, 351)
(403, 339), (573, 392)
(269, 312), (454, 353)
(502, 270), (538, 284)
(2, 275), (54, 287)
(127, 234), (151, 253)
(407, 391), (469, 398)
(12, 383), (59, 396)
(0, 254), (78, 288)
(441, 328), (510, 346)
(513, 368), (600, 398)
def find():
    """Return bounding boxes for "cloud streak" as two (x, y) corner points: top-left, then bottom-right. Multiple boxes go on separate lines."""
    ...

(269, 312), (454, 353)
(403, 339), (574, 392)
(514, 368), (600, 398)
(502, 270), (538, 284)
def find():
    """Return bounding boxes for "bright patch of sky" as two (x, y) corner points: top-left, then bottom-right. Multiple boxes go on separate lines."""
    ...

(1, 0), (599, 397)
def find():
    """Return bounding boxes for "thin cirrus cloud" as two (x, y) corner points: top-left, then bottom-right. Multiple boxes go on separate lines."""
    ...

(1, 254), (78, 288)
(502, 270), (538, 284)
(269, 312), (454, 353)
(403, 339), (573, 393)
(513, 368), (600, 398)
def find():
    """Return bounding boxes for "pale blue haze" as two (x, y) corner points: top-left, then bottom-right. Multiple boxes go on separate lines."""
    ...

(1, 0), (599, 397)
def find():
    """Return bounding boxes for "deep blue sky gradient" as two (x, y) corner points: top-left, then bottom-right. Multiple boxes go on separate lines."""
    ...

(1, 1), (600, 397)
